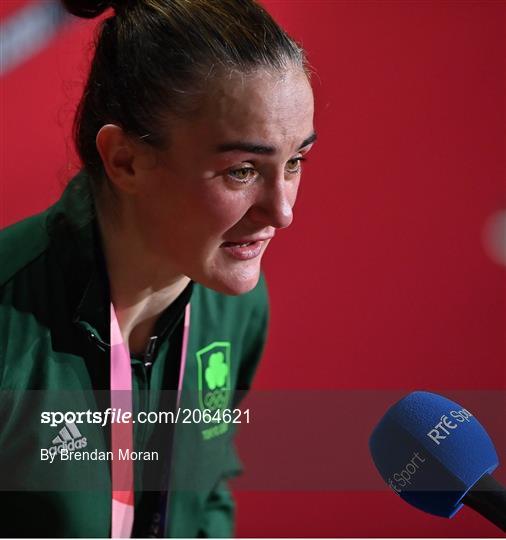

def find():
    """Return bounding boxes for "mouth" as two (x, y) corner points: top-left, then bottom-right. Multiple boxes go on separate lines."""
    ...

(220, 234), (274, 248)
(219, 239), (270, 260)
(221, 241), (256, 248)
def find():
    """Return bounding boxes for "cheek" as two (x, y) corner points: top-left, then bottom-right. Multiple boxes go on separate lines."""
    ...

(160, 184), (252, 250)
(166, 181), (255, 242)
(137, 166), (257, 243)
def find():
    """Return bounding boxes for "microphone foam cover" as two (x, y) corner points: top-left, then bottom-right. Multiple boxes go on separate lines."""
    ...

(369, 391), (498, 518)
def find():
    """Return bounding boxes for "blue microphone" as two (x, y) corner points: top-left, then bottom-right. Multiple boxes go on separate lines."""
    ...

(369, 391), (505, 531)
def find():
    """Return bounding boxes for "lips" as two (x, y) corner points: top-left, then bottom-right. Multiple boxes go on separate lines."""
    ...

(220, 240), (264, 261)
(219, 235), (274, 261)
(220, 235), (274, 247)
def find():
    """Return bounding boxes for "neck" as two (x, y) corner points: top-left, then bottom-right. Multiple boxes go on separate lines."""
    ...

(95, 193), (190, 355)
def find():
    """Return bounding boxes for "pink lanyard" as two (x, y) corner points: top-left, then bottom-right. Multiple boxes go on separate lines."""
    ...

(110, 302), (191, 538)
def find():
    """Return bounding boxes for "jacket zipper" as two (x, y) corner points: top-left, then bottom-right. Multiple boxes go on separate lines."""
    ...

(143, 336), (158, 371)
(137, 336), (158, 456)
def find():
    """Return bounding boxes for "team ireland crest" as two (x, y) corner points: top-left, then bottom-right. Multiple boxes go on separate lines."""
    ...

(196, 341), (231, 412)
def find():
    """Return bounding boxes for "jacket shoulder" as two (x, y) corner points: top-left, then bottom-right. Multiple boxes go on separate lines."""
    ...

(0, 211), (50, 287)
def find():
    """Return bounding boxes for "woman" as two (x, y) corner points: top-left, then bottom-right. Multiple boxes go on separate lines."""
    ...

(0, 0), (315, 537)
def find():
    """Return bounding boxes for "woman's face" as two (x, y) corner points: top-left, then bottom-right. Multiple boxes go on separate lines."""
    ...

(134, 67), (315, 295)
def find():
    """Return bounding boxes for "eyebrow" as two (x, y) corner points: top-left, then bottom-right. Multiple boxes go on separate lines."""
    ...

(215, 131), (317, 155)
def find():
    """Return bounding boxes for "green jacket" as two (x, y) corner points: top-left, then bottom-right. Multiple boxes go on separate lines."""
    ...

(0, 172), (269, 537)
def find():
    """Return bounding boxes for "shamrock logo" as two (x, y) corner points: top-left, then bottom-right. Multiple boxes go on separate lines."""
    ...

(205, 351), (229, 390)
(196, 342), (231, 413)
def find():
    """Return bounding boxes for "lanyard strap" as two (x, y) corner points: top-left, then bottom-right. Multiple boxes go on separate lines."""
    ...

(110, 302), (191, 538)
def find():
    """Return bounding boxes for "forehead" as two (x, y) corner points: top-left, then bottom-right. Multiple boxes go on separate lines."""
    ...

(194, 68), (314, 153)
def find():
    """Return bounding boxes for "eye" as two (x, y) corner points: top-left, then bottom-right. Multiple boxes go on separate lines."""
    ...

(285, 157), (306, 175)
(227, 167), (259, 184)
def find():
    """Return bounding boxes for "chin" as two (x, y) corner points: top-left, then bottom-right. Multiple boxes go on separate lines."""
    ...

(203, 268), (261, 296)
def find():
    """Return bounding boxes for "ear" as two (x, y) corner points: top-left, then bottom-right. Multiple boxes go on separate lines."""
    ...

(96, 124), (138, 194)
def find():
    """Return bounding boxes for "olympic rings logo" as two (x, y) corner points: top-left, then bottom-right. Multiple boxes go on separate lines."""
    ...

(204, 388), (229, 410)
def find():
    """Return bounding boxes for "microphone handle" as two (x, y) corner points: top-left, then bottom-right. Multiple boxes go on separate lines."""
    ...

(462, 473), (506, 532)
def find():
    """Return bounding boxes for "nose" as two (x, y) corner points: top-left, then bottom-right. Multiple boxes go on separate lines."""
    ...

(249, 175), (296, 230)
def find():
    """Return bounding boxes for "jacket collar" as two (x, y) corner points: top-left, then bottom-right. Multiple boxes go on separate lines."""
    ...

(47, 170), (111, 348)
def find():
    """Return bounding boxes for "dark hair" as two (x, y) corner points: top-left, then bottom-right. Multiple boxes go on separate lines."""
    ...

(61, 0), (308, 183)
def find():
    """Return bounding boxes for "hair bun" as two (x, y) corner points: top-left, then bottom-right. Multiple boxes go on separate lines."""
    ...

(61, 0), (114, 19)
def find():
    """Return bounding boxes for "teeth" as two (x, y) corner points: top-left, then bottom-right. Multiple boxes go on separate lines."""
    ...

(223, 241), (256, 248)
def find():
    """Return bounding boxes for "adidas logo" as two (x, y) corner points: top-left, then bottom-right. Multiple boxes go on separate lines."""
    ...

(48, 422), (87, 456)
